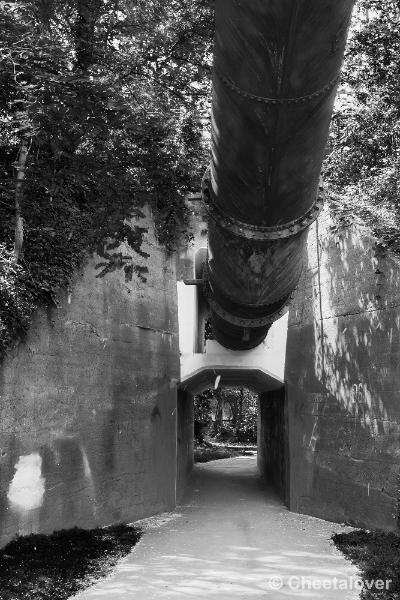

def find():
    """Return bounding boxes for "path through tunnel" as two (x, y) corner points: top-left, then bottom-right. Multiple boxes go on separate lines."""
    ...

(177, 368), (289, 507)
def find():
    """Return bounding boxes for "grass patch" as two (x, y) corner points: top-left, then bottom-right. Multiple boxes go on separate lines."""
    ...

(194, 446), (256, 463)
(333, 529), (400, 599)
(0, 523), (142, 600)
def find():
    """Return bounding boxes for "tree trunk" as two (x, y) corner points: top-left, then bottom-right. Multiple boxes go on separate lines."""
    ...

(14, 140), (29, 262)
(229, 395), (238, 429)
(213, 388), (224, 435)
(236, 388), (244, 438)
(75, 0), (102, 70)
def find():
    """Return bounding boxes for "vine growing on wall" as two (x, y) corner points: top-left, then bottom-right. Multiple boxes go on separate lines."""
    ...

(0, 0), (214, 359)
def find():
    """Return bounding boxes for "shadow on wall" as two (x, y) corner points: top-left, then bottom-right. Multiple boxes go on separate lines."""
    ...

(285, 209), (400, 530)
(0, 211), (180, 547)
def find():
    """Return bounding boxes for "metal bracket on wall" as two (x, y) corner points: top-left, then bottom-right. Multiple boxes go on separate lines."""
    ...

(183, 279), (204, 286)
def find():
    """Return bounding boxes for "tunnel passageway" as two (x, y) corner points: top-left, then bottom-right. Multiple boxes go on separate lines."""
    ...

(73, 456), (358, 599)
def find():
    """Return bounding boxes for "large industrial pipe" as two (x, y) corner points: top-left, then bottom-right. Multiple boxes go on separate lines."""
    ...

(203, 0), (355, 350)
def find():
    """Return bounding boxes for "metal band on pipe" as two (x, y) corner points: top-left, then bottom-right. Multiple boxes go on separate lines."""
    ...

(203, 265), (302, 328)
(215, 69), (340, 106)
(201, 168), (324, 241)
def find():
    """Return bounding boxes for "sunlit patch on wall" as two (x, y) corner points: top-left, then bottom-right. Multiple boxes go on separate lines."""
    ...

(7, 453), (45, 512)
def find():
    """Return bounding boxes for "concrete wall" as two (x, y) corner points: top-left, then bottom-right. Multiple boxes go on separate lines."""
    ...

(258, 388), (289, 506)
(285, 209), (400, 530)
(176, 389), (194, 500)
(0, 209), (180, 547)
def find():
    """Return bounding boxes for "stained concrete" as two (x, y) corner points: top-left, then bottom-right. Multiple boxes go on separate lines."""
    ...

(258, 388), (289, 506)
(179, 205), (400, 532)
(285, 209), (400, 529)
(176, 389), (194, 500)
(0, 208), (180, 547)
(72, 456), (358, 600)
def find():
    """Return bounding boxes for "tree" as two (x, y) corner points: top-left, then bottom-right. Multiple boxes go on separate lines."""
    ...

(194, 389), (213, 443)
(0, 0), (213, 357)
(324, 1), (400, 249)
(194, 387), (258, 444)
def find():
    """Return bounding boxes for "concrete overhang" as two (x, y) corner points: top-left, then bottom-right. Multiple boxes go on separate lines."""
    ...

(179, 366), (283, 396)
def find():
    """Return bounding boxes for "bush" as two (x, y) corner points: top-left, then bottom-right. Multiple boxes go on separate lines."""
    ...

(0, 524), (141, 600)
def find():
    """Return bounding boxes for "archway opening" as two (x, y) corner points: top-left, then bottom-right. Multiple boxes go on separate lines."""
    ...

(194, 386), (257, 459)
(177, 372), (289, 506)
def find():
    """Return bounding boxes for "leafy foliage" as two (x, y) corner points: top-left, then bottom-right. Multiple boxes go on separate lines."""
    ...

(333, 529), (400, 599)
(194, 387), (258, 444)
(0, 523), (141, 599)
(194, 389), (213, 425)
(0, 0), (213, 358)
(324, 1), (400, 250)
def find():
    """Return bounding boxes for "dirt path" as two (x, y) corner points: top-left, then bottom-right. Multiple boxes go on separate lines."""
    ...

(72, 456), (359, 599)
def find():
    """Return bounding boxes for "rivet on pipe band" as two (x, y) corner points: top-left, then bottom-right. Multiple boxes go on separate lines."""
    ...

(215, 69), (340, 105)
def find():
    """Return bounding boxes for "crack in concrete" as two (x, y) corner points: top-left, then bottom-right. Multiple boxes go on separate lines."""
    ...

(67, 320), (104, 339)
(68, 320), (175, 338)
(289, 300), (400, 327)
(319, 301), (400, 321)
(135, 325), (174, 335)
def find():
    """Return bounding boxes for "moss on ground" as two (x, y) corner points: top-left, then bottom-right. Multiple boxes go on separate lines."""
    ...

(333, 529), (400, 599)
(0, 524), (141, 600)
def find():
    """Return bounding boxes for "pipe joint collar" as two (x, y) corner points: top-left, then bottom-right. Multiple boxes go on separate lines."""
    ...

(201, 167), (324, 241)
(203, 265), (302, 328)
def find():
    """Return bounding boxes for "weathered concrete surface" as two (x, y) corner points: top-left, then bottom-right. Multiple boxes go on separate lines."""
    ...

(0, 209), (180, 547)
(179, 321), (289, 388)
(72, 456), (358, 600)
(178, 201), (400, 531)
(258, 388), (289, 506)
(285, 209), (400, 530)
(177, 389), (194, 501)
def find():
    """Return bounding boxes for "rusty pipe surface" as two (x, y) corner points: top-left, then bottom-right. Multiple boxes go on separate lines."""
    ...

(204, 0), (355, 350)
